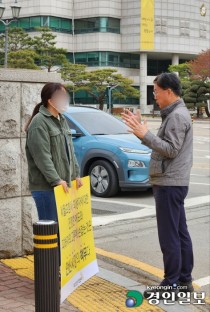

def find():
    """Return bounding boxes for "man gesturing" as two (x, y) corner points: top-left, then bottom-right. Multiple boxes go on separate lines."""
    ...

(122, 73), (194, 297)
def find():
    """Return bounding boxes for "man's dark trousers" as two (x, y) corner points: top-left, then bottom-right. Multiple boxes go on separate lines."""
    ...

(153, 185), (194, 286)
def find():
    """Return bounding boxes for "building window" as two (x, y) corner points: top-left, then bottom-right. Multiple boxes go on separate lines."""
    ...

(74, 17), (120, 34)
(66, 53), (73, 63)
(100, 52), (107, 66)
(0, 16), (72, 33)
(42, 16), (50, 27)
(106, 17), (120, 33)
(147, 59), (171, 76)
(112, 86), (139, 105)
(0, 16), (118, 34)
(75, 53), (87, 64)
(108, 52), (119, 66)
(75, 18), (95, 34)
(87, 52), (99, 66)
(73, 87), (139, 105)
(31, 16), (42, 28)
(60, 18), (71, 32)
(18, 17), (30, 30)
(49, 16), (60, 30)
(71, 52), (139, 69)
(73, 90), (99, 105)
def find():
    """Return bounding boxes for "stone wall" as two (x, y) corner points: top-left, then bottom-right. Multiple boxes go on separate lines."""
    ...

(0, 69), (63, 258)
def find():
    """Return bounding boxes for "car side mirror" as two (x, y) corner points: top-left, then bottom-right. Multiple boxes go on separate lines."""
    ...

(70, 129), (83, 138)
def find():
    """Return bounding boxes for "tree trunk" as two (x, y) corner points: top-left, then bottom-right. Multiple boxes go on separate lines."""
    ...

(197, 107), (199, 118)
(99, 102), (104, 110)
(98, 96), (104, 110)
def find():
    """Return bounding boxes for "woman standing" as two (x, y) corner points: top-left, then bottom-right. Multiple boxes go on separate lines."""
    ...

(25, 82), (83, 221)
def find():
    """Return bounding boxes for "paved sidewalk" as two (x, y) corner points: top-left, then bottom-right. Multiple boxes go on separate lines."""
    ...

(0, 256), (164, 312)
(0, 262), (79, 312)
(1, 254), (208, 312)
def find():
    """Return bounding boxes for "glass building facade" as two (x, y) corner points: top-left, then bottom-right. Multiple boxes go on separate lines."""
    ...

(74, 17), (120, 34)
(0, 16), (120, 35)
(72, 87), (139, 105)
(67, 52), (139, 69)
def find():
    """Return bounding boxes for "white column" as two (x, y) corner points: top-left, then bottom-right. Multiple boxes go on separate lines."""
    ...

(172, 54), (179, 76)
(139, 52), (147, 113)
(172, 54), (179, 66)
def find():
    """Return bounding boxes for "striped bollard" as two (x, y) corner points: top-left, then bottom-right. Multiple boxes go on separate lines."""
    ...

(33, 220), (60, 312)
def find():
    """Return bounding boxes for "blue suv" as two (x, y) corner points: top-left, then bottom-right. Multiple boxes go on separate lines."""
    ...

(64, 106), (151, 197)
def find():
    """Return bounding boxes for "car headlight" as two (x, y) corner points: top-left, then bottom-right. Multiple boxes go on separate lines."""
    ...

(119, 147), (150, 155)
(128, 160), (146, 168)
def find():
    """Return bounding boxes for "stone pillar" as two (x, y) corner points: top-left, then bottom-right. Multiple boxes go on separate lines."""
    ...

(0, 69), (63, 258)
(172, 54), (179, 76)
(172, 54), (179, 66)
(139, 52), (147, 113)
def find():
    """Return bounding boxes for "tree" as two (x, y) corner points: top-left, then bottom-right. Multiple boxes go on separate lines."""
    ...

(33, 27), (69, 72)
(60, 62), (87, 88)
(0, 27), (36, 68)
(169, 53), (210, 117)
(63, 67), (140, 110)
(169, 50), (210, 81)
(8, 50), (40, 69)
(189, 49), (210, 81)
(0, 27), (69, 70)
(0, 27), (33, 52)
(182, 80), (210, 117)
(168, 63), (191, 80)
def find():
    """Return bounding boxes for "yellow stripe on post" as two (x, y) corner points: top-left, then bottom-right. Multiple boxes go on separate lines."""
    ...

(34, 234), (57, 240)
(34, 243), (58, 249)
(140, 0), (155, 50)
(33, 220), (59, 311)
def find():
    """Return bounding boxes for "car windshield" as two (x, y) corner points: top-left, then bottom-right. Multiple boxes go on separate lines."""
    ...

(70, 111), (130, 135)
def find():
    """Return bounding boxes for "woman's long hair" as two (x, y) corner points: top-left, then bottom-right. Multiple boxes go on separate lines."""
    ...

(25, 82), (68, 131)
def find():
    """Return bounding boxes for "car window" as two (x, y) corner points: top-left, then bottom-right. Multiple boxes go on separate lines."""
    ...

(68, 111), (129, 135)
(64, 116), (84, 134)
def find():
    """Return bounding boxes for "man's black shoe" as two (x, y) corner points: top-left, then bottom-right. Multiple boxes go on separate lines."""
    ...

(177, 280), (194, 293)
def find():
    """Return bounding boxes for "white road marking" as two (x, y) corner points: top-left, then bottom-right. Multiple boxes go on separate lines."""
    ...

(193, 276), (210, 287)
(193, 163), (210, 169)
(92, 198), (153, 209)
(184, 195), (210, 208)
(194, 136), (210, 142)
(190, 174), (208, 177)
(190, 182), (210, 186)
(92, 195), (210, 227)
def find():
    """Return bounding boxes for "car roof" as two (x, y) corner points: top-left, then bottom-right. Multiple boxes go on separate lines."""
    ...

(66, 106), (102, 114)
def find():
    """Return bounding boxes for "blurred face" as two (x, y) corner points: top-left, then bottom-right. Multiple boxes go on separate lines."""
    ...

(153, 83), (178, 110)
(49, 88), (70, 113)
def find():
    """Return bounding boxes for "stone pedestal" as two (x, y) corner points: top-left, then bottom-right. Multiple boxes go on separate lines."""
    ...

(0, 69), (63, 258)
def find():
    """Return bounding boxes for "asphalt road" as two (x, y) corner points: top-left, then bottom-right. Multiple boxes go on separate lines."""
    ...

(91, 119), (210, 307)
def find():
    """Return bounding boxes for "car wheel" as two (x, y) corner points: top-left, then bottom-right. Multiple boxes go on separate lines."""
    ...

(88, 160), (119, 197)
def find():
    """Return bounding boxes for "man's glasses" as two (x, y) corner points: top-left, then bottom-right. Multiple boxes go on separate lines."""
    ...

(153, 88), (170, 96)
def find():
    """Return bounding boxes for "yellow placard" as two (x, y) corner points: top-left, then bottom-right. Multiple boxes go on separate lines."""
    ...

(54, 176), (98, 302)
(140, 0), (155, 50)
